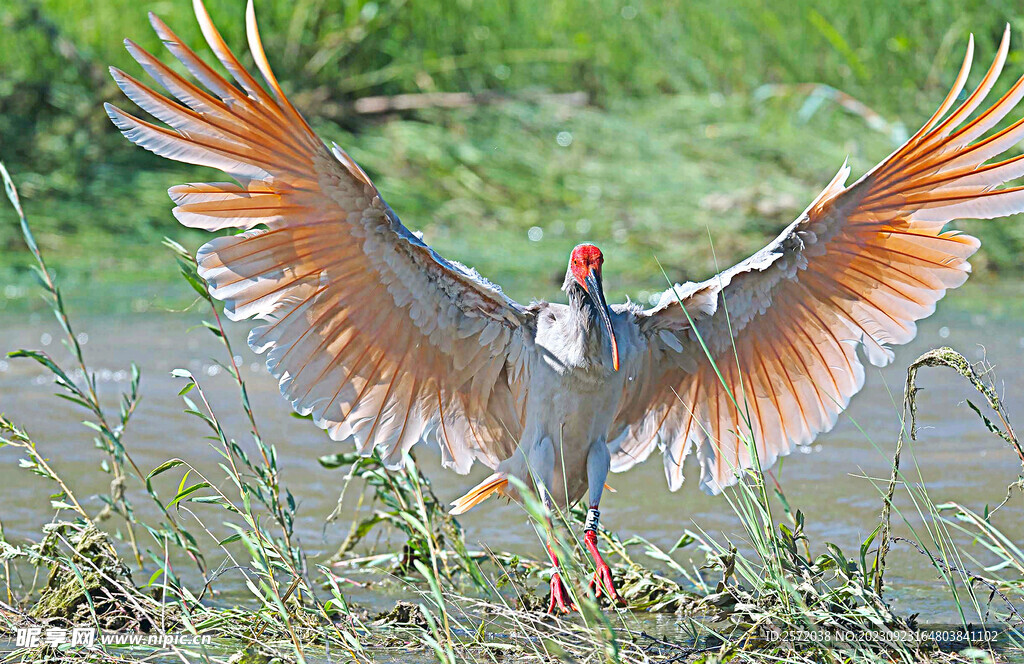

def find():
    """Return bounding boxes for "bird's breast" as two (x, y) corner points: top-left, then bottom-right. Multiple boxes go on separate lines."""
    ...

(524, 319), (639, 434)
(532, 303), (641, 378)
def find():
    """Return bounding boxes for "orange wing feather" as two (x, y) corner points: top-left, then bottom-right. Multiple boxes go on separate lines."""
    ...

(107, 0), (535, 473)
(613, 27), (1024, 493)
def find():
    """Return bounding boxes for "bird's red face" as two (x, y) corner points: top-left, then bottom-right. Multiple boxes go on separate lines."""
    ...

(570, 244), (605, 289)
(568, 243), (619, 371)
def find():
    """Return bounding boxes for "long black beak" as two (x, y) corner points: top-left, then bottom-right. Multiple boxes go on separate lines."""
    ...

(584, 271), (620, 372)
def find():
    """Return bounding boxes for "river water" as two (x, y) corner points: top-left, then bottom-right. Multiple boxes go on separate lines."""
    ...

(2, 283), (1023, 627)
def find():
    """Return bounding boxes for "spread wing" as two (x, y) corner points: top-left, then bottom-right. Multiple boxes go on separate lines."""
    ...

(106, 0), (534, 473)
(611, 28), (1024, 493)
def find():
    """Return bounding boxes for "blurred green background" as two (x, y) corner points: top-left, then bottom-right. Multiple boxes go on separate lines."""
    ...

(3, 0), (1024, 315)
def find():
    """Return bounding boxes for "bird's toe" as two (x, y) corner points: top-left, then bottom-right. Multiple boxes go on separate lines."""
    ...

(547, 572), (576, 614)
(589, 563), (624, 605)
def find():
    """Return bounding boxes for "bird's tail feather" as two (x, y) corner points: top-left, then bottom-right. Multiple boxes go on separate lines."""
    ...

(450, 473), (508, 515)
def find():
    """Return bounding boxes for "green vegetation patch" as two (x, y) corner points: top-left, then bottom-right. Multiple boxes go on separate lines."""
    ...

(10, 91), (1022, 317)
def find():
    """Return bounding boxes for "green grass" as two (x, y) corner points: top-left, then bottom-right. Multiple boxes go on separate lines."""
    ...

(5, 0), (1021, 114)
(7, 90), (1024, 318)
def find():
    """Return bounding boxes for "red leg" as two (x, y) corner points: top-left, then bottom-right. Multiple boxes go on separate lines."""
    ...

(583, 510), (623, 605)
(545, 541), (576, 614)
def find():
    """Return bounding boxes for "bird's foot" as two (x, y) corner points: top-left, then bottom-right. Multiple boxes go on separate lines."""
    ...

(584, 529), (624, 605)
(547, 571), (576, 614)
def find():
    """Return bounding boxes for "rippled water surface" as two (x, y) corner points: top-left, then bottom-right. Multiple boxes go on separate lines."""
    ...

(2, 288), (1024, 626)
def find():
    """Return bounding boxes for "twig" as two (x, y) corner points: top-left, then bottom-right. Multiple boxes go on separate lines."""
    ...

(350, 90), (588, 114)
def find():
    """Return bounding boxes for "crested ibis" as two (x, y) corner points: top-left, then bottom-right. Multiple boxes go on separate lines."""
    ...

(108, 3), (1024, 612)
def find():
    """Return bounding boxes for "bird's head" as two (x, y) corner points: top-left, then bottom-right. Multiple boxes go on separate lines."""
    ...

(564, 243), (619, 371)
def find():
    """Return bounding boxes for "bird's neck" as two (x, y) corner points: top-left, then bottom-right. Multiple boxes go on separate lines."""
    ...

(564, 282), (599, 339)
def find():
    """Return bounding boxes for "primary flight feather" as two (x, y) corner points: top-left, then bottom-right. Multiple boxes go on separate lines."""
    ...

(108, 3), (1024, 611)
